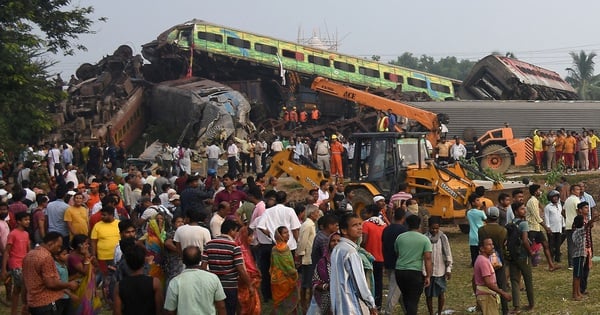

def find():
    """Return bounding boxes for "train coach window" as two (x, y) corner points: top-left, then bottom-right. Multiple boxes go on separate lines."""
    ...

(430, 82), (451, 94)
(227, 37), (251, 49)
(334, 61), (356, 73)
(255, 43), (277, 55)
(197, 31), (223, 43)
(308, 55), (331, 67)
(282, 49), (304, 61)
(359, 67), (380, 78)
(384, 72), (404, 83)
(407, 77), (427, 88)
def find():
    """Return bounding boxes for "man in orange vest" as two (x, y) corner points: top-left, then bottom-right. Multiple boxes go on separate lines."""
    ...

(299, 107), (308, 126)
(330, 134), (345, 179)
(289, 106), (298, 130)
(310, 105), (320, 126)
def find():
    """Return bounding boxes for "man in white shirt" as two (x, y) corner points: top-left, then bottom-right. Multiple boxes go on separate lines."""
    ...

(257, 191), (301, 250)
(209, 201), (229, 238)
(450, 136), (467, 162)
(226, 139), (241, 177)
(271, 137), (284, 153)
(544, 190), (565, 263)
(564, 184), (582, 269)
(174, 211), (212, 253)
(206, 142), (221, 173)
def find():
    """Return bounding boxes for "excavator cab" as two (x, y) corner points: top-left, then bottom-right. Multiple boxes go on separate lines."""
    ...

(348, 132), (430, 211)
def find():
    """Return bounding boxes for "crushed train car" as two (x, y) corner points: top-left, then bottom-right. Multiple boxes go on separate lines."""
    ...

(47, 45), (146, 148)
(148, 77), (255, 147)
(459, 55), (578, 101)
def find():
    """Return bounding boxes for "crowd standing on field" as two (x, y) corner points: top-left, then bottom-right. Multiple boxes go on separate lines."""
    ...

(0, 123), (597, 315)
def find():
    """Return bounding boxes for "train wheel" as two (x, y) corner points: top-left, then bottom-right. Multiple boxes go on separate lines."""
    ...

(480, 144), (511, 173)
(351, 187), (374, 216)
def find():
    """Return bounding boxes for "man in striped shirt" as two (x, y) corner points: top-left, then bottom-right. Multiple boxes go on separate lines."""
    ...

(201, 220), (251, 315)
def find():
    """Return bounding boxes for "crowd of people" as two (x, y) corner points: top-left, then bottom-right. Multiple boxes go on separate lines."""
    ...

(532, 129), (600, 173)
(0, 123), (596, 315)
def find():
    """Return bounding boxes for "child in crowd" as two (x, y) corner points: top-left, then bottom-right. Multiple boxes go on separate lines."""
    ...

(424, 216), (453, 315)
(572, 214), (587, 301)
(55, 245), (77, 314)
(1, 212), (31, 315)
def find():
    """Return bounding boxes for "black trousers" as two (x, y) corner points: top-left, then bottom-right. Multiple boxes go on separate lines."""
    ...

(373, 261), (384, 308)
(395, 270), (424, 315)
(256, 243), (273, 301)
(548, 232), (562, 262)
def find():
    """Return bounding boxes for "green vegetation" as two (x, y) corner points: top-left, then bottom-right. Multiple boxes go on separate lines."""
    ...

(389, 53), (476, 81)
(0, 1), (103, 150)
(566, 50), (600, 100)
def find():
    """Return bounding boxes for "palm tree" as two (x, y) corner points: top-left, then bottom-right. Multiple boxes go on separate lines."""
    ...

(565, 50), (600, 99)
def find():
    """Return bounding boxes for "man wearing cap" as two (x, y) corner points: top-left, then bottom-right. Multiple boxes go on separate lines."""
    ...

(168, 194), (182, 218)
(86, 182), (101, 210)
(526, 184), (558, 271)
(478, 207), (509, 315)
(30, 160), (50, 193)
(330, 134), (345, 179)
(544, 190), (564, 263)
(314, 136), (330, 173)
(373, 195), (391, 226)
(289, 106), (298, 130)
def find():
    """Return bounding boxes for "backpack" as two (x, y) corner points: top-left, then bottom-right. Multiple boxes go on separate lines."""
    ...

(504, 219), (524, 261)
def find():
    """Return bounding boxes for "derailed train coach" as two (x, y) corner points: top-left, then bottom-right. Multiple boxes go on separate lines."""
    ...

(459, 55), (578, 101)
(141, 19), (458, 101)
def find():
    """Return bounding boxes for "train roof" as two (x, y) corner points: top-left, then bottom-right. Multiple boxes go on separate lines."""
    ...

(409, 100), (600, 139)
(151, 19), (462, 83)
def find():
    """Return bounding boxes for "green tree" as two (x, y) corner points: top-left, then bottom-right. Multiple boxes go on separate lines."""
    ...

(565, 50), (600, 100)
(0, 1), (102, 150)
(389, 52), (476, 80)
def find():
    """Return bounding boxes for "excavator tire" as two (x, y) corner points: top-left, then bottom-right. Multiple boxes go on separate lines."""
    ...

(480, 144), (511, 173)
(351, 186), (374, 216)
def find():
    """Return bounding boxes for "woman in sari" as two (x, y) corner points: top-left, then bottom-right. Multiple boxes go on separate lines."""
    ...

(312, 232), (341, 315)
(236, 226), (261, 315)
(270, 226), (300, 314)
(67, 234), (102, 315)
(145, 212), (167, 287)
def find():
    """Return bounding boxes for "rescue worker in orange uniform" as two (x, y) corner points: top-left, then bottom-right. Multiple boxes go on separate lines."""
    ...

(289, 106), (298, 130)
(330, 134), (345, 179)
(281, 106), (290, 129)
(299, 107), (308, 126)
(310, 105), (320, 126)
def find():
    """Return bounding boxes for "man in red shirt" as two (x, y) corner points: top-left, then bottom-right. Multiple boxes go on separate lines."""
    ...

(361, 204), (387, 309)
(2, 212), (30, 315)
(214, 174), (247, 220)
(22, 232), (78, 314)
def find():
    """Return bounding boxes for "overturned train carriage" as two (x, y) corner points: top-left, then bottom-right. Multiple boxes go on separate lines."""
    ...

(459, 55), (578, 101)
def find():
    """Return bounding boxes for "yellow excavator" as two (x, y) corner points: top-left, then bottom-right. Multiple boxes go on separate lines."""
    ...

(264, 78), (518, 226)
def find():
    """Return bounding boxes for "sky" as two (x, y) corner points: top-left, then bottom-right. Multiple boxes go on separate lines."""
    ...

(50, 0), (600, 79)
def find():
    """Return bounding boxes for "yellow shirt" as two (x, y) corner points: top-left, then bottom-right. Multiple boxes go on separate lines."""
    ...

(533, 134), (543, 152)
(590, 135), (600, 150)
(91, 220), (120, 260)
(64, 206), (89, 237)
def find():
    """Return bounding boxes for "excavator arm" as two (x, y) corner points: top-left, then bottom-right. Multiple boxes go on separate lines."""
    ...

(264, 150), (327, 190)
(311, 77), (441, 144)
